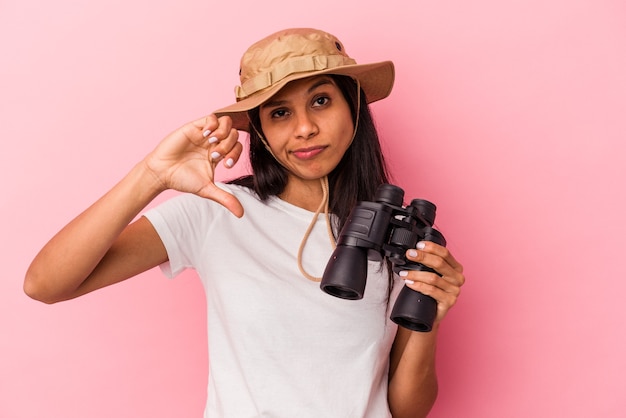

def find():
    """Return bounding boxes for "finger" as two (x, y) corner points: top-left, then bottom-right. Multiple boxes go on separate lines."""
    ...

(404, 280), (459, 307)
(417, 241), (464, 273)
(206, 115), (233, 142)
(405, 249), (465, 291)
(408, 244), (463, 279)
(399, 270), (460, 296)
(197, 182), (244, 218)
(186, 115), (220, 145)
(222, 140), (243, 168)
(208, 128), (240, 164)
(213, 126), (239, 152)
(195, 115), (231, 146)
(401, 274), (461, 318)
(406, 249), (454, 281)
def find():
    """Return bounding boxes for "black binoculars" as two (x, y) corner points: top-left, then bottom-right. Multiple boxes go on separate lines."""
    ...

(320, 183), (446, 332)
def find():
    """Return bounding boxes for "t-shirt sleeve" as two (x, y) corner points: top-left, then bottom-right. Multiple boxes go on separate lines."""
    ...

(143, 211), (183, 278)
(143, 193), (210, 278)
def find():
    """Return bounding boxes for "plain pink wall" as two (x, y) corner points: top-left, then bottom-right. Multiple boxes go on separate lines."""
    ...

(2, 0), (625, 417)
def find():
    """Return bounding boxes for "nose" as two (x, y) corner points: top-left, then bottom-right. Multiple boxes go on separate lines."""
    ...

(293, 111), (319, 140)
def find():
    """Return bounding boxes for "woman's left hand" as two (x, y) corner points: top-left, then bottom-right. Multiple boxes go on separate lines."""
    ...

(399, 242), (465, 325)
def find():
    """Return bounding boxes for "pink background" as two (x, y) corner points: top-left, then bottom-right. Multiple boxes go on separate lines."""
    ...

(2, 0), (625, 417)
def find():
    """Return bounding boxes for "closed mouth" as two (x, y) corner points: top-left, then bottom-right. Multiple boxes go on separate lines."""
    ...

(291, 145), (327, 160)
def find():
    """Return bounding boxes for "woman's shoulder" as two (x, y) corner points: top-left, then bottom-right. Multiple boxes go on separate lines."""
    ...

(218, 181), (262, 204)
(154, 182), (262, 214)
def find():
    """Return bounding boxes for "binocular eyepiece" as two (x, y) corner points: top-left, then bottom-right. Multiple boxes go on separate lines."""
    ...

(320, 184), (446, 332)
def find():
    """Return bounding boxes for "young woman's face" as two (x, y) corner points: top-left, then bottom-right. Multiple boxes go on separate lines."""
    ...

(258, 75), (354, 183)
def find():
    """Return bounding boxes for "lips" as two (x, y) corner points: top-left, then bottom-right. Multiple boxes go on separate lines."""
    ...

(291, 145), (327, 160)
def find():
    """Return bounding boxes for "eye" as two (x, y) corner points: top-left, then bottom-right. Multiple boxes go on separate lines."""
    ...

(270, 108), (289, 119)
(312, 95), (330, 108)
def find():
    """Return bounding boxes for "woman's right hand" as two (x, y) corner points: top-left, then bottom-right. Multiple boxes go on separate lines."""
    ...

(25, 114), (244, 303)
(143, 114), (244, 217)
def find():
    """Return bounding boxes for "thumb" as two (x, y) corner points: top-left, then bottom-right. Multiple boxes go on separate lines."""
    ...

(198, 183), (244, 218)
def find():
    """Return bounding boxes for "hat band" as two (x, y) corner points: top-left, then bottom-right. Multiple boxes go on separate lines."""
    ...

(235, 54), (357, 100)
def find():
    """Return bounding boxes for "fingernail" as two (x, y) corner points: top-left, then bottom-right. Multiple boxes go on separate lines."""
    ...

(407, 249), (418, 258)
(404, 279), (415, 285)
(210, 151), (221, 160)
(202, 129), (211, 138)
(416, 241), (426, 250)
(225, 158), (234, 168)
(208, 136), (219, 144)
(398, 271), (408, 277)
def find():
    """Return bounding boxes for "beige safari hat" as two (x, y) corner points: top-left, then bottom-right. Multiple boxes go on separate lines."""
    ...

(213, 28), (395, 131)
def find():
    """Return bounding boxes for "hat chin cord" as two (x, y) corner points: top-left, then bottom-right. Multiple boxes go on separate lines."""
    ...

(246, 79), (361, 282)
(296, 175), (336, 282)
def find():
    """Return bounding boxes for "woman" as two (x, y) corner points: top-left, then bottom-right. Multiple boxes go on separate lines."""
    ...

(25, 28), (465, 417)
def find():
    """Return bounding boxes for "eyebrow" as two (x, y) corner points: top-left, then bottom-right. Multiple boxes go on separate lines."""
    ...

(260, 77), (334, 109)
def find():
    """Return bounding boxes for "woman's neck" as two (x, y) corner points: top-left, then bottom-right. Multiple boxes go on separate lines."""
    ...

(279, 176), (326, 212)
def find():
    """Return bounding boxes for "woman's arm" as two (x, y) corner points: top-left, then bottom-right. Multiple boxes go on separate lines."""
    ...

(24, 114), (243, 303)
(388, 326), (439, 418)
(24, 164), (167, 303)
(388, 242), (465, 418)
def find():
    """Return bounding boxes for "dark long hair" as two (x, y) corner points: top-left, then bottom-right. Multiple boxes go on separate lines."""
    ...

(228, 75), (392, 236)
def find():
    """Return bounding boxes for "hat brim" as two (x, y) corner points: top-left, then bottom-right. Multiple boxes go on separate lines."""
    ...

(213, 60), (394, 132)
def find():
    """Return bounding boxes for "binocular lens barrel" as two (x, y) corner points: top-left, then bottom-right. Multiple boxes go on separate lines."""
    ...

(409, 199), (437, 227)
(390, 288), (438, 332)
(320, 246), (368, 300)
(374, 184), (404, 206)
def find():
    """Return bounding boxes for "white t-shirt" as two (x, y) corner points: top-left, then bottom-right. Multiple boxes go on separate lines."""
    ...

(144, 183), (401, 418)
